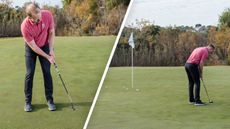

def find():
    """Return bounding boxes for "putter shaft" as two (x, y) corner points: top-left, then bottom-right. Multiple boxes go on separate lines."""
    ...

(201, 78), (212, 103)
(54, 63), (76, 110)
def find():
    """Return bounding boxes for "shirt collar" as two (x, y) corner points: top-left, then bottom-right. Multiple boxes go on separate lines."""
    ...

(205, 47), (209, 54)
(26, 11), (43, 25)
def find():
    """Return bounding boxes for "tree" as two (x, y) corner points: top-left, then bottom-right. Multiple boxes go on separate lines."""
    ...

(0, 0), (130, 37)
(106, 0), (130, 10)
(219, 8), (230, 28)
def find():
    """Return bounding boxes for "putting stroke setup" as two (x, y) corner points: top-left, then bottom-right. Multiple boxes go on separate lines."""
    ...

(54, 62), (76, 110)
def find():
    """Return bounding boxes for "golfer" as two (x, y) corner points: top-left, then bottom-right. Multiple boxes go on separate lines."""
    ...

(185, 44), (215, 106)
(21, 2), (56, 112)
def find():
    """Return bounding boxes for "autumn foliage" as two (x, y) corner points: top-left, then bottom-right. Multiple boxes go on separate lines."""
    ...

(0, 0), (130, 37)
(111, 19), (230, 66)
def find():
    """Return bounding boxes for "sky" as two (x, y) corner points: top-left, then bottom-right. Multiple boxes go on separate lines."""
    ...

(126, 0), (230, 27)
(10, 0), (62, 7)
(5, 0), (230, 27)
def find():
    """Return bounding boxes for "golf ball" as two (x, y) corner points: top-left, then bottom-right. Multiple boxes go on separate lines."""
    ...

(136, 89), (139, 91)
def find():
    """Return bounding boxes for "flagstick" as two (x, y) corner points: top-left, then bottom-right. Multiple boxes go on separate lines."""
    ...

(131, 47), (134, 88)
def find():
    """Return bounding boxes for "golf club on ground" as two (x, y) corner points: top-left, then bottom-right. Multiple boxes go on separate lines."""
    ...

(201, 78), (213, 103)
(54, 63), (76, 110)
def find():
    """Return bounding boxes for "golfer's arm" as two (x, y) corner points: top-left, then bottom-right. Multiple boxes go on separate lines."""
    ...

(199, 62), (204, 77)
(27, 40), (50, 59)
(48, 28), (55, 51)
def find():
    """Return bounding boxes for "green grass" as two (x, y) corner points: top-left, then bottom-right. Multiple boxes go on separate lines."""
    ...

(88, 66), (230, 129)
(0, 36), (115, 129)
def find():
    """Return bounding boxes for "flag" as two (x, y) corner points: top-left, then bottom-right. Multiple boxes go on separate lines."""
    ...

(128, 32), (135, 49)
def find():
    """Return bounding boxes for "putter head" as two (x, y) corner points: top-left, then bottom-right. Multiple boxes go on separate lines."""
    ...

(71, 103), (76, 111)
(72, 107), (76, 111)
(209, 100), (213, 103)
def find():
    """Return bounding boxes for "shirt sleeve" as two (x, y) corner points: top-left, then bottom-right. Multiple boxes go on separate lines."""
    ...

(21, 23), (33, 43)
(48, 11), (54, 30)
(200, 50), (208, 64)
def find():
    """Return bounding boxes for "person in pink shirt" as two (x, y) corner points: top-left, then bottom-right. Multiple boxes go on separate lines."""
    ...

(185, 44), (215, 106)
(21, 2), (56, 112)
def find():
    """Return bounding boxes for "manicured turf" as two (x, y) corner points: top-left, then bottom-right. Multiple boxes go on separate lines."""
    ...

(88, 66), (230, 129)
(0, 36), (115, 129)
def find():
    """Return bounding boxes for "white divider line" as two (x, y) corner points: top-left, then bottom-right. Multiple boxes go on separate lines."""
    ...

(82, 0), (134, 129)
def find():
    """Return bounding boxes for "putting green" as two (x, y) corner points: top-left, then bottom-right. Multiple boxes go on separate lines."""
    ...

(0, 36), (115, 129)
(88, 66), (230, 129)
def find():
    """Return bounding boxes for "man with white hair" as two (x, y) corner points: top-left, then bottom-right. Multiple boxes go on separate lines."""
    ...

(21, 2), (56, 112)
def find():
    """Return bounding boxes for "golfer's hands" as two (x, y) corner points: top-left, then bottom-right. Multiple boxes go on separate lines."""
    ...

(49, 49), (55, 58)
(49, 50), (55, 64)
(48, 56), (55, 64)
(200, 74), (203, 80)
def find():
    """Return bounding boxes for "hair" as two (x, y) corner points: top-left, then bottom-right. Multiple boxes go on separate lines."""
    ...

(25, 2), (40, 17)
(208, 44), (215, 49)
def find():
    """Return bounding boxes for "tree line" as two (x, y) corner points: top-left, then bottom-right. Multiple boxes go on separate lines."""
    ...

(111, 8), (230, 66)
(0, 0), (130, 37)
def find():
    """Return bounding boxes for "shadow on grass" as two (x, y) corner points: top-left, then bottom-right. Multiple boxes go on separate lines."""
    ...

(31, 102), (92, 112)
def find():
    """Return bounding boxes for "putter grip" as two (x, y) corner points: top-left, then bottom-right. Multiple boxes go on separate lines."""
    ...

(54, 62), (58, 68)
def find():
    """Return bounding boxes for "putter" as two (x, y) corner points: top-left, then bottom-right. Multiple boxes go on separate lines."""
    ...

(54, 63), (76, 110)
(201, 78), (213, 103)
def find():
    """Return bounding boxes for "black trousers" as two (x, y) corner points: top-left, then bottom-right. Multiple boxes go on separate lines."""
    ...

(24, 44), (53, 104)
(185, 63), (201, 102)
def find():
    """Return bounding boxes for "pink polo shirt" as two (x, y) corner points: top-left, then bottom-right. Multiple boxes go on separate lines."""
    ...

(21, 10), (54, 47)
(186, 47), (209, 65)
